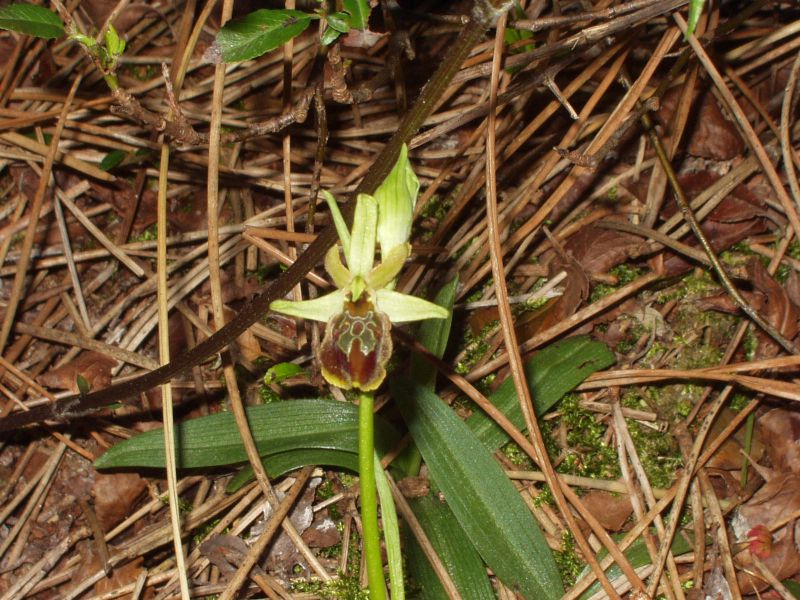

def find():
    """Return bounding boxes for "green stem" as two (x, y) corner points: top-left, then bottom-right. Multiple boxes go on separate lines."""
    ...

(359, 391), (385, 600)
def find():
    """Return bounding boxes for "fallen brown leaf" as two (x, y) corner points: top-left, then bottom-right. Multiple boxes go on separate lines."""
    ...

(91, 472), (147, 532)
(579, 490), (632, 531)
(37, 351), (117, 393)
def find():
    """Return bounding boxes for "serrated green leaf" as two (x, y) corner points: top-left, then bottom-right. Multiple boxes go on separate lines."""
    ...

(95, 399), (399, 470)
(0, 4), (64, 39)
(406, 495), (495, 600)
(99, 149), (127, 171)
(214, 9), (315, 63)
(342, 0), (370, 30)
(393, 381), (564, 599)
(467, 336), (615, 450)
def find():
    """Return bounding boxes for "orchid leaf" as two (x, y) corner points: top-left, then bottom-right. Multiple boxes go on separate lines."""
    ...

(393, 380), (564, 599)
(467, 336), (615, 450)
(406, 495), (495, 600)
(95, 399), (400, 469)
(375, 451), (404, 600)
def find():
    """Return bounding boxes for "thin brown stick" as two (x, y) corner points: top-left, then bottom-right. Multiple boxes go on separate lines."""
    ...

(485, 13), (627, 598)
(0, 76), (82, 354)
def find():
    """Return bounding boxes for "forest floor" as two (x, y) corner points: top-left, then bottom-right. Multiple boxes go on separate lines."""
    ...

(1, 1), (800, 599)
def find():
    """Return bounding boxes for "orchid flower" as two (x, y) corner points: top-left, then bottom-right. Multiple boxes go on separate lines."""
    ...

(270, 145), (448, 390)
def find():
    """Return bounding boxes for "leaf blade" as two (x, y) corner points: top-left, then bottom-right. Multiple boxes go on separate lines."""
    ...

(406, 495), (495, 600)
(467, 336), (615, 450)
(342, 0), (370, 30)
(0, 4), (64, 39)
(214, 9), (314, 63)
(95, 399), (399, 470)
(393, 381), (564, 600)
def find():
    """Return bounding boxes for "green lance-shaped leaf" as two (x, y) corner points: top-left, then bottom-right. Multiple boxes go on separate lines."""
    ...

(0, 4), (64, 39)
(94, 399), (400, 469)
(406, 495), (495, 600)
(393, 380), (564, 600)
(467, 335), (615, 451)
(214, 9), (316, 63)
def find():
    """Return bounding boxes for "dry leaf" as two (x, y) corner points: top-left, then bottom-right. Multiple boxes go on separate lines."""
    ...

(657, 88), (745, 159)
(759, 408), (800, 475)
(37, 351), (117, 393)
(563, 225), (642, 278)
(91, 472), (147, 531)
(579, 490), (632, 531)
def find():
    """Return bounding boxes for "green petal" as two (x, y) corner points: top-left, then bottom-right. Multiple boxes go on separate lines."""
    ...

(324, 246), (351, 289)
(367, 243), (409, 290)
(375, 289), (449, 323)
(323, 190), (350, 256)
(348, 194), (377, 278)
(270, 289), (346, 322)
(375, 144), (418, 256)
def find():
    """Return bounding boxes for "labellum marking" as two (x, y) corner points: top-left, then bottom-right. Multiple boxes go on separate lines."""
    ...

(320, 295), (392, 391)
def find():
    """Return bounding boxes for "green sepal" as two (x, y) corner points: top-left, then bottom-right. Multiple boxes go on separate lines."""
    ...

(322, 190), (350, 256)
(270, 289), (345, 323)
(375, 289), (448, 323)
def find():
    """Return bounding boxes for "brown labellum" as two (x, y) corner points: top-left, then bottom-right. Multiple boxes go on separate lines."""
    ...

(319, 295), (392, 391)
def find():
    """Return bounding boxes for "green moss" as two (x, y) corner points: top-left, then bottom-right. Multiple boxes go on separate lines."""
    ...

(193, 518), (223, 544)
(776, 262), (792, 283)
(554, 531), (583, 587)
(729, 392), (753, 412)
(547, 395), (620, 480)
(132, 223), (158, 242)
(590, 265), (644, 302)
(455, 326), (494, 375)
(625, 419), (682, 489)
(502, 441), (533, 468)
